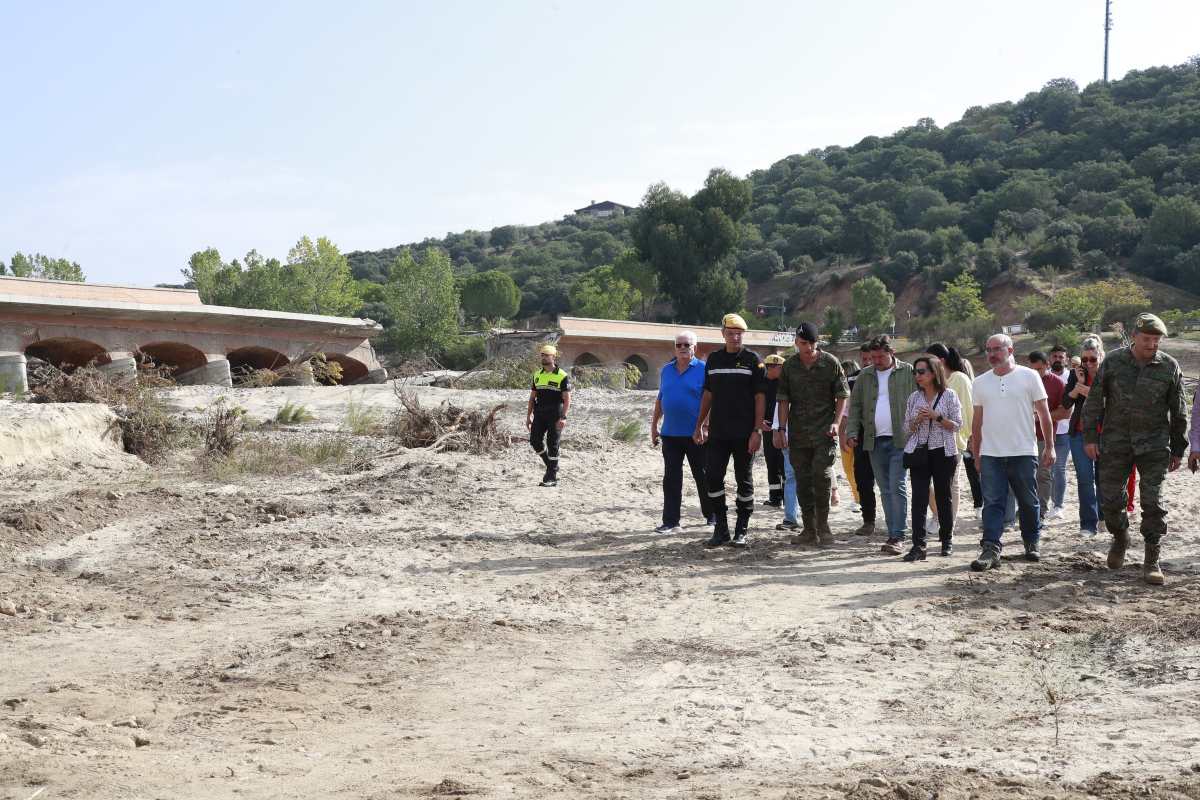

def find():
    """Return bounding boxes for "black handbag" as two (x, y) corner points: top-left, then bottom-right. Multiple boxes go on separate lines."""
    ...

(903, 391), (944, 470)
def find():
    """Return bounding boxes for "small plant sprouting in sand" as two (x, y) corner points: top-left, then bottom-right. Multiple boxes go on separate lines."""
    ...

(606, 417), (643, 443)
(275, 401), (315, 425)
(343, 396), (384, 435)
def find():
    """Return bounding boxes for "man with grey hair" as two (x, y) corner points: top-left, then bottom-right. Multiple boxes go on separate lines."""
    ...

(969, 334), (1056, 571)
(651, 329), (712, 533)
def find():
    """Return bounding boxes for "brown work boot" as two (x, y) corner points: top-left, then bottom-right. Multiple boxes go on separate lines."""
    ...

(791, 513), (819, 546)
(1107, 528), (1130, 570)
(1143, 542), (1165, 586)
(853, 520), (875, 537)
(816, 509), (835, 546)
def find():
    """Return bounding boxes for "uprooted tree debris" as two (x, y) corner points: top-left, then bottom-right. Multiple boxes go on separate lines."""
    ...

(388, 387), (510, 454)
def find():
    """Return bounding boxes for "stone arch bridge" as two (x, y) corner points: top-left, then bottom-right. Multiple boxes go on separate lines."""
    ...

(0, 276), (386, 393)
(489, 316), (796, 389)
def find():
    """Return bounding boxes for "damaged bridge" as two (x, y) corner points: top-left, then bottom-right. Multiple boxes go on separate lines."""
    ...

(0, 276), (387, 393)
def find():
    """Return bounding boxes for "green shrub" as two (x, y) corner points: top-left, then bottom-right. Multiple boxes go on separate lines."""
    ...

(1050, 324), (1082, 352)
(438, 335), (487, 370)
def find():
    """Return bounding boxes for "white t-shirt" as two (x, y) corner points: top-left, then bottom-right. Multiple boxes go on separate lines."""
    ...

(972, 365), (1048, 457)
(874, 366), (894, 437)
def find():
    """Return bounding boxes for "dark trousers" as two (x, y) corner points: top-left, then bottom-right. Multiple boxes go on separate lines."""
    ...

(853, 440), (877, 523)
(661, 436), (713, 526)
(909, 449), (959, 547)
(530, 415), (561, 474)
(705, 437), (754, 520)
(962, 452), (983, 508)
(762, 437), (785, 502)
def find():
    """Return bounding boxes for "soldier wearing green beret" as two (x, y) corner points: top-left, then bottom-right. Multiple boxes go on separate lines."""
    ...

(1081, 314), (1188, 585)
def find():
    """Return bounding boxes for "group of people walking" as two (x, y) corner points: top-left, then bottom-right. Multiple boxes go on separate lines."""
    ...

(528, 312), (1196, 586)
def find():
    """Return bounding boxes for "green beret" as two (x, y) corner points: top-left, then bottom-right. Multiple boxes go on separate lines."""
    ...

(1134, 313), (1167, 336)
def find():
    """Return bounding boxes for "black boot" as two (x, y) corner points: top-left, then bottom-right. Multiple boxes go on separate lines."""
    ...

(730, 513), (750, 548)
(940, 537), (954, 557)
(705, 515), (730, 548)
(902, 546), (927, 562)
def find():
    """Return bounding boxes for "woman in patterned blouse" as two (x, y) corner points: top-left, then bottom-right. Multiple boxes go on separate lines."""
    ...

(901, 356), (964, 561)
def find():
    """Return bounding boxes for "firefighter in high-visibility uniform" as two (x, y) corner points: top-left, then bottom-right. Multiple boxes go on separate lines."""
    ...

(526, 344), (572, 487)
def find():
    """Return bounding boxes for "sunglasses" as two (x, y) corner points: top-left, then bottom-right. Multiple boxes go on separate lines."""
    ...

(914, 367), (929, 375)
(1081, 356), (1098, 363)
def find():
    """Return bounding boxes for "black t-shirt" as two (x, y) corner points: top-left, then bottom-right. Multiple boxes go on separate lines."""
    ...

(532, 368), (571, 418)
(764, 377), (779, 423)
(703, 348), (767, 439)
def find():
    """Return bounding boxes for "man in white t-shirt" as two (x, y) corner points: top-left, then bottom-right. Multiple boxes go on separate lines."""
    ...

(969, 334), (1056, 571)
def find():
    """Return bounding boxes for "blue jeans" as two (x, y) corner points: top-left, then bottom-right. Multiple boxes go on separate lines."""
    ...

(782, 446), (798, 523)
(1068, 432), (1100, 532)
(1053, 432), (1069, 507)
(981, 455), (1040, 547)
(869, 436), (908, 539)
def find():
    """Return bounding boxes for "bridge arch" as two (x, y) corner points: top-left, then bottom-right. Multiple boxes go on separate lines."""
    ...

(572, 352), (602, 370)
(623, 354), (652, 389)
(24, 337), (112, 371)
(135, 341), (208, 377)
(228, 346), (289, 382)
(319, 353), (369, 385)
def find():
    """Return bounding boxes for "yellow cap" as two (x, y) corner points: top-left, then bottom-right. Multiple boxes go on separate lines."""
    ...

(722, 313), (748, 331)
(764, 354), (786, 365)
(538, 344), (558, 356)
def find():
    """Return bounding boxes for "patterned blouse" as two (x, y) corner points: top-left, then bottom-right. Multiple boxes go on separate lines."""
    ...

(902, 388), (964, 456)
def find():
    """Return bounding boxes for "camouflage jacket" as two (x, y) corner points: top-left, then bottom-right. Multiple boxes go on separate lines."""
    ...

(775, 350), (849, 447)
(1081, 346), (1188, 457)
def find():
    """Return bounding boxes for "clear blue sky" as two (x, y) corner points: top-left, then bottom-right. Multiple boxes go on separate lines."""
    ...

(2, 0), (1198, 286)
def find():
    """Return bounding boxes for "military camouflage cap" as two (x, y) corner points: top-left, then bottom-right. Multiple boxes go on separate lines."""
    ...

(1134, 313), (1168, 336)
(764, 353), (786, 365)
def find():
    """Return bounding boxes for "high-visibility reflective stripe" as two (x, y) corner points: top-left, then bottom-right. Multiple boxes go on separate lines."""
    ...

(548, 456), (559, 461)
(534, 448), (545, 454)
(707, 489), (726, 498)
(708, 368), (752, 376)
(736, 494), (754, 502)
(768, 482), (782, 489)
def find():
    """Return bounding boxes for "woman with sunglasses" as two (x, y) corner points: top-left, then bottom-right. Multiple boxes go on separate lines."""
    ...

(900, 356), (963, 560)
(1062, 337), (1104, 536)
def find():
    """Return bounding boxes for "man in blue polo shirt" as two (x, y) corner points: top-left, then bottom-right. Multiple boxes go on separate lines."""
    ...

(650, 329), (713, 534)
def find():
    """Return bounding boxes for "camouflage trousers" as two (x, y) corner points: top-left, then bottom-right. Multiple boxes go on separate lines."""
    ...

(788, 440), (838, 521)
(1098, 446), (1171, 543)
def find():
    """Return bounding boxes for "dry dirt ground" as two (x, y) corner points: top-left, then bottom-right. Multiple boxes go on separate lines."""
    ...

(2, 384), (1200, 800)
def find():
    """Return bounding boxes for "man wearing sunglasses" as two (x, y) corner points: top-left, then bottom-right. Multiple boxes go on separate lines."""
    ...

(651, 330), (713, 534)
(1082, 313), (1188, 585)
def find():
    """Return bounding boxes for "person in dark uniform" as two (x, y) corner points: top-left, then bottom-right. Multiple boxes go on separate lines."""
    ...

(760, 353), (787, 507)
(526, 344), (571, 487)
(693, 313), (767, 548)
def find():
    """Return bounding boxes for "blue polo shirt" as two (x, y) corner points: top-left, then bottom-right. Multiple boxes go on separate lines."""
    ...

(658, 357), (706, 437)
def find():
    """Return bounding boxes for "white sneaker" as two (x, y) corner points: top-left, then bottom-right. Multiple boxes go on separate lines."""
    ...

(1049, 505), (1065, 520)
(1079, 527), (1097, 538)
(973, 507), (982, 520)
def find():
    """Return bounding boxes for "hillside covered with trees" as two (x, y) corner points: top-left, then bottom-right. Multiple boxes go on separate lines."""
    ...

(344, 60), (1200, 335)
(169, 59), (1200, 364)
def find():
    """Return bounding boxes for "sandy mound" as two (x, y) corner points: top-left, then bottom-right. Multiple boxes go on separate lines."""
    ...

(0, 401), (138, 470)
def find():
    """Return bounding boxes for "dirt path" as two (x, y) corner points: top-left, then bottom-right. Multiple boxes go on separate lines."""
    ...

(2, 386), (1200, 799)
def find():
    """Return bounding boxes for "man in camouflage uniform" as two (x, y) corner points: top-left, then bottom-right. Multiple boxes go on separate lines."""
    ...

(1082, 313), (1188, 585)
(772, 322), (850, 546)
